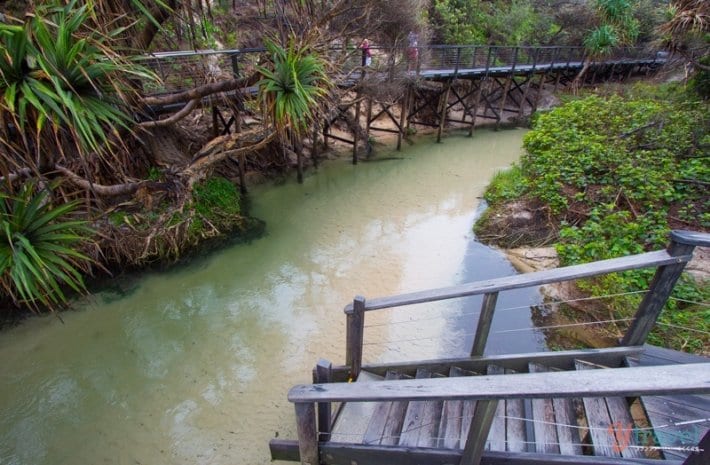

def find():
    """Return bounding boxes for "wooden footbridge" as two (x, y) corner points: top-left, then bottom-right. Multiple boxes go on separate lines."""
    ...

(269, 230), (709, 465)
(141, 44), (666, 155)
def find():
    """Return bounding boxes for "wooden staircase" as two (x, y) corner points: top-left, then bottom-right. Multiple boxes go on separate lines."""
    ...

(327, 356), (707, 461)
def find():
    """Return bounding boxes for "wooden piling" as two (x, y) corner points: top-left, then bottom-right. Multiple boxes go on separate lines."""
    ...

(437, 80), (452, 143)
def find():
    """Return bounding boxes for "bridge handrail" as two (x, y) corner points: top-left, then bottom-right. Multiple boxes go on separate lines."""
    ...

(136, 44), (663, 94)
(344, 230), (709, 379)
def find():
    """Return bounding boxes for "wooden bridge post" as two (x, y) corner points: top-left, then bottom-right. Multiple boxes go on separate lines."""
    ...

(517, 47), (538, 118)
(353, 90), (362, 164)
(396, 87), (409, 151)
(437, 80), (452, 143)
(621, 230), (709, 347)
(294, 402), (318, 465)
(311, 121), (320, 168)
(345, 296), (366, 379)
(470, 292), (499, 356)
(460, 399), (499, 465)
(468, 47), (493, 137)
(496, 47), (518, 130)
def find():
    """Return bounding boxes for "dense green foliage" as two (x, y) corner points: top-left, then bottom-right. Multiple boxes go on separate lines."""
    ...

(430, 0), (556, 46)
(0, 183), (93, 310)
(518, 90), (709, 352)
(0, 0), (156, 172)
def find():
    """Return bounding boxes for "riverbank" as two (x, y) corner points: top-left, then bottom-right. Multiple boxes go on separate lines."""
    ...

(474, 85), (709, 355)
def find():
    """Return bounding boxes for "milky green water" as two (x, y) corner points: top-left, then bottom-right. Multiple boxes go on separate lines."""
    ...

(0, 129), (545, 465)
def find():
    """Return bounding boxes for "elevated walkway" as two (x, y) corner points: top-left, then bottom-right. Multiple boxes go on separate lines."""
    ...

(269, 231), (710, 465)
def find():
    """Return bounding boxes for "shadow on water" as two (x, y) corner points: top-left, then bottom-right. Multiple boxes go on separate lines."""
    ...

(443, 202), (547, 357)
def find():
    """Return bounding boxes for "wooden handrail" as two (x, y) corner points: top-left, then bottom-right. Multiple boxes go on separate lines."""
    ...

(346, 249), (686, 312)
(289, 363), (710, 403)
(344, 230), (709, 379)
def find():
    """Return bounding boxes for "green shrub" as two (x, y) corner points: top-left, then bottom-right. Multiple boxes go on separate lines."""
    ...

(0, 183), (93, 310)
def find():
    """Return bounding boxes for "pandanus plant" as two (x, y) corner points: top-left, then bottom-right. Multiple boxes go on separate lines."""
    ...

(0, 183), (94, 310)
(0, 0), (157, 179)
(257, 36), (331, 182)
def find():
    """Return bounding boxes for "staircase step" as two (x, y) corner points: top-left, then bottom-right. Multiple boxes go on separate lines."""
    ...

(528, 363), (561, 454)
(505, 368), (527, 452)
(398, 369), (433, 446)
(330, 370), (383, 443)
(458, 368), (479, 449)
(529, 362), (583, 455)
(575, 360), (644, 458)
(438, 367), (464, 449)
(362, 370), (404, 445)
(486, 365), (506, 451)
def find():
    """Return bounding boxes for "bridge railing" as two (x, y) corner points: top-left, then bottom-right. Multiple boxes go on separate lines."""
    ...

(343, 230), (709, 380)
(138, 44), (663, 94)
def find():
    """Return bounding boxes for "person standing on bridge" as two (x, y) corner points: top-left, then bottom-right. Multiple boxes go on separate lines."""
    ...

(360, 38), (372, 67)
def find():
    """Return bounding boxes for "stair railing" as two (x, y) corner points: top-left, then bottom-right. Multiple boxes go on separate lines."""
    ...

(345, 230), (710, 380)
(280, 362), (710, 465)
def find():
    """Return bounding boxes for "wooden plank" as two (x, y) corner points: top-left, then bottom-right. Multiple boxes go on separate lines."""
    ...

(622, 239), (695, 347)
(288, 362), (710, 403)
(605, 396), (644, 458)
(351, 346), (641, 379)
(329, 371), (382, 443)
(528, 363), (560, 454)
(575, 361), (621, 457)
(270, 439), (686, 465)
(315, 359), (333, 441)
(380, 384), (409, 446)
(345, 296), (365, 379)
(399, 369), (432, 446)
(417, 373), (445, 447)
(439, 367), (464, 449)
(552, 396), (583, 456)
(362, 370), (402, 445)
(505, 369), (527, 452)
(627, 344), (710, 367)
(295, 402), (318, 465)
(460, 369), (479, 449)
(461, 399), (499, 465)
(471, 292), (499, 356)
(362, 250), (686, 311)
(641, 395), (709, 460)
(486, 365), (507, 451)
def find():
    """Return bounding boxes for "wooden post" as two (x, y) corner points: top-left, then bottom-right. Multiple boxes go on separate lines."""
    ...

(311, 121), (320, 168)
(496, 47), (518, 130)
(470, 292), (499, 356)
(365, 96), (373, 155)
(345, 296), (366, 379)
(322, 119), (329, 150)
(396, 88), (408, 151)
(460, 399), (499, 465)
(518, 48), (537, 118)
(621, 230), (707, 347)
(437, 80), (452, 143)
(352, 92), (361, 165)
(295, 402), (318, 465)
(314, 359), (332, 442)
(211, 105), (219, 138)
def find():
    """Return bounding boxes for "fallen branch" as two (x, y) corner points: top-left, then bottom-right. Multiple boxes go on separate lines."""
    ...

(138, 98), (200, 128)
(55, 165), (148, 197)
(141, 73), (258, 107)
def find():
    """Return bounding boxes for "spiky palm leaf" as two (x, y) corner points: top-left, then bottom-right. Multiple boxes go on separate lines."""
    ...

(0, 183), (94, 310)
(257, 37), (330, 136)
(0, 0), (158, 177)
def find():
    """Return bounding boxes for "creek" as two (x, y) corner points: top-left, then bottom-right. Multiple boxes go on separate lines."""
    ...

(0, 128), (546, 465)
